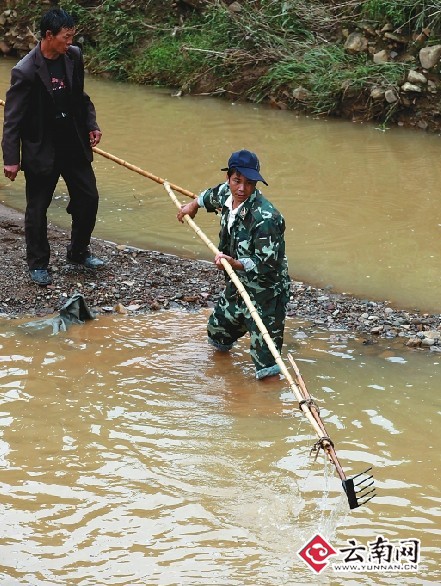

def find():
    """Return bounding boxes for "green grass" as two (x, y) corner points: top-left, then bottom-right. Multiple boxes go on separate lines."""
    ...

(254, 45), (407, 115)
(362, 1), (441, 37)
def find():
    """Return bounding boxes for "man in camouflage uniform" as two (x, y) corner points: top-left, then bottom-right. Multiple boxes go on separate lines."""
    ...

(177, 150), (290, 380)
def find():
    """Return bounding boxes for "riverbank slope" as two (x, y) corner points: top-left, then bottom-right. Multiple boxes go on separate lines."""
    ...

(0, 1), (441, 132)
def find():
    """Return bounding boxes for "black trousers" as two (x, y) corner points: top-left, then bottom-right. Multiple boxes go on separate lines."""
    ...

(24, 153), (99, 270)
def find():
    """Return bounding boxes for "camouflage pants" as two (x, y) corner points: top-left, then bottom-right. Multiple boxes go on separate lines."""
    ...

(207, 289), (288, 379)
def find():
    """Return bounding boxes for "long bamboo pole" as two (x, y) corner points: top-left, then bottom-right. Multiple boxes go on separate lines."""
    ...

(93, 146), (197, 200)
(163, 180), (348, 483)
(0, 97), (373, 506)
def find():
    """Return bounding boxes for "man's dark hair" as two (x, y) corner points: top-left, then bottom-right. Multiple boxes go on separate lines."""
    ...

(40, 8), (75, 38)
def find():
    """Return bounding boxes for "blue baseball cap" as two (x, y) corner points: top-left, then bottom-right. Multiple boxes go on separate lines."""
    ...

(221, 149), (268, 186)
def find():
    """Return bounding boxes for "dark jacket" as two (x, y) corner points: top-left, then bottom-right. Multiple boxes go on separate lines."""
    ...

(2, 43), (99, 174)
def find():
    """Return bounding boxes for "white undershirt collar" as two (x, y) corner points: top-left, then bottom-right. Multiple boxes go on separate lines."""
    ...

(225, 195), (245, 233)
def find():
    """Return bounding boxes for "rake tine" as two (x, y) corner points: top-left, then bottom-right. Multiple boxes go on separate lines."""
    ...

(355, 490), (377, 508)
(358, 487), (377, 502)
(354, 480), (375, 493)
(352, 466), (373, 481)
(342, 467), (376, 509)
(354, 475), (374, 488)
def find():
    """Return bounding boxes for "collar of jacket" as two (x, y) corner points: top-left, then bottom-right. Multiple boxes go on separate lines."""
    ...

(35, 42), (75, 97)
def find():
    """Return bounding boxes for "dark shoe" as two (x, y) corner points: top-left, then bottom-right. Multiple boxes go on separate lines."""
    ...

(29, 269), (52, 286)
(67, 253), (105, 269)
(83, 255), (106, 269)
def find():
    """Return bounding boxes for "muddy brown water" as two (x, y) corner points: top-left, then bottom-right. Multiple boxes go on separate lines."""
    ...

(0, 59), (440, 585)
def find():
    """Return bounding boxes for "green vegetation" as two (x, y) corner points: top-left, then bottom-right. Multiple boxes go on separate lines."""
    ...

(255, 46), (407, 115)
(76, 1), (438, 105)
(362, 1), (441, 35)
(3, 0), (441, 125)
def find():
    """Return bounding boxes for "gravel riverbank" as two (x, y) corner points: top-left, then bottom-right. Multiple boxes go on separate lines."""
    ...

(1, 203), (440, 351)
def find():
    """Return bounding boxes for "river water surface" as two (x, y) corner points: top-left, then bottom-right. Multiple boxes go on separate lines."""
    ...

(0, 59), (440, 585)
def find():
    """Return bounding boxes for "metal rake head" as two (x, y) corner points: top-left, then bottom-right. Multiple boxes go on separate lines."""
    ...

(342, 467), (376, 509)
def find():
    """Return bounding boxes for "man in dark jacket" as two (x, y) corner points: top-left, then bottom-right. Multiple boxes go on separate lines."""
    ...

(2, 8), (104, 285)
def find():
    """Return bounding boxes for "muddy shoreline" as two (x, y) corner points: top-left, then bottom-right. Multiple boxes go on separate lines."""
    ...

(0, 203), (440, 351)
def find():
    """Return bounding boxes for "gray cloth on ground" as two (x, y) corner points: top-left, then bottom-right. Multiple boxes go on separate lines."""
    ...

(19, 293), (96, 335)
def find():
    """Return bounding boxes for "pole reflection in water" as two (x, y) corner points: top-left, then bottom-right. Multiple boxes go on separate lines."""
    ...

(0, 310), (439, 585)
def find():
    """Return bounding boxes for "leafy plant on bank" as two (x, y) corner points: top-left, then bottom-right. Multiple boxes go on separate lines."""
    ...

(253, 44), (407, 115)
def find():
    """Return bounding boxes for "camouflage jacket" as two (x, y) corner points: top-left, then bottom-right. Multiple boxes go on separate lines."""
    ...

(198, 182), (290, 304)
